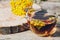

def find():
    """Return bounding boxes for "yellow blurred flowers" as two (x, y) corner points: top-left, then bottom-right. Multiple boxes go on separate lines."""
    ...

(30, 19), (45, 27)
(10, 0), (33, 17)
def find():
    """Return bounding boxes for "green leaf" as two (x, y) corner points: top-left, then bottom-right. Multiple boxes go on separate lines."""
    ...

(36, 26), (42, 30)
(29, 0), (33, 2)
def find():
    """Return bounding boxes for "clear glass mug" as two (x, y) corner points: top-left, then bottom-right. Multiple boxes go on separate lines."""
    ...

(30, 10), (57, 37)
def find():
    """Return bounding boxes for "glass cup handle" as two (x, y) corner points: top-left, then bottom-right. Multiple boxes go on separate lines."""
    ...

(54, 13), (58, 18)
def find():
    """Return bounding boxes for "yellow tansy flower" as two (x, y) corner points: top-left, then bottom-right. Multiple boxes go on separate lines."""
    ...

(10, 0), (33, 17)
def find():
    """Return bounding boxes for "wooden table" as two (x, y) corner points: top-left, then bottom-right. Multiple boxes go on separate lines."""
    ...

(0, 30), (60, 40)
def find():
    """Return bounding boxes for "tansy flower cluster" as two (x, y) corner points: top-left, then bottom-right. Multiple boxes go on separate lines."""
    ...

(30, 19), (45, 27)
(10, 0), (33, 17)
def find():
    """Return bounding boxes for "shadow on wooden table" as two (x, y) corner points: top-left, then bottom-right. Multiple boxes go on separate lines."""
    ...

(52, 23), (60, 37)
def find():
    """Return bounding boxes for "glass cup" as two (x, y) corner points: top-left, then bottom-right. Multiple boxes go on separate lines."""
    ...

(30, 10), (57, 37)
